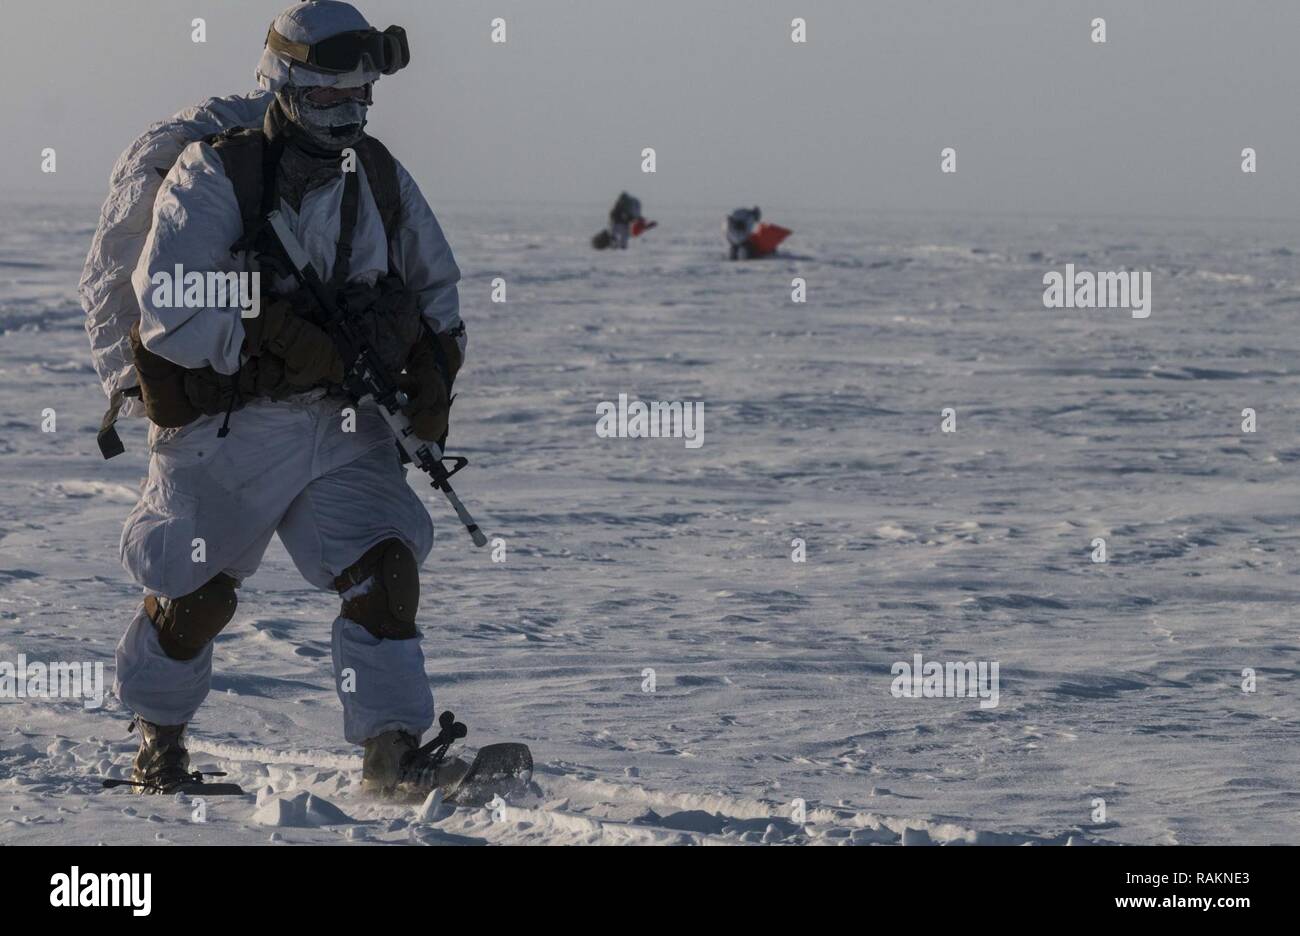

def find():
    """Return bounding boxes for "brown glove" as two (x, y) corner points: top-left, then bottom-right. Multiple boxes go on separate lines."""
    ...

(243, 298), (344, 388)
(398, 329), (463, 442)
(237, 353), (287, 400)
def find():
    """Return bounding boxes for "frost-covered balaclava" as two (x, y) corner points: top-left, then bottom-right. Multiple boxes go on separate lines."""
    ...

(277, 81), (371, 150)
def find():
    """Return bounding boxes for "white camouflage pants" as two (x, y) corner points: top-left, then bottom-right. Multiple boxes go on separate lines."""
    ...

(114, 391), (436, 744)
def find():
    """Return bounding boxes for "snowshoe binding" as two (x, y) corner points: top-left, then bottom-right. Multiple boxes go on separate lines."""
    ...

(363, 710), (532, 806)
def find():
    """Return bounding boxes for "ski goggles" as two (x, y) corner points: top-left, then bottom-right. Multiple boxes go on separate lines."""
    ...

(302, 84), (372, 106)
(266, 25), (410, 76)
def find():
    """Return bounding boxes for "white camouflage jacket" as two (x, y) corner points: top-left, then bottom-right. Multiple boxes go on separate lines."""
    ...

(82, 91), (462, 409)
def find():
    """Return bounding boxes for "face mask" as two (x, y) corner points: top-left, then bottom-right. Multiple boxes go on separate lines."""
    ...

(278, 85), (369, 149)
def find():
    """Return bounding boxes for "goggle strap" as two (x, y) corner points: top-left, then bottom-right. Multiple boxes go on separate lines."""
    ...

(266, 26), (312, 66)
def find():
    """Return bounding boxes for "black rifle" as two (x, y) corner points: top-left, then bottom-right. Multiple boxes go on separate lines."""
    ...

(265, 209), (487, 547)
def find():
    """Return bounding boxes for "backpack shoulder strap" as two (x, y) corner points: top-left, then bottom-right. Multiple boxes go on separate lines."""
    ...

(353, 135), (402, 250)
(204, 127), (272, 254)
(204, 129), (400, 269)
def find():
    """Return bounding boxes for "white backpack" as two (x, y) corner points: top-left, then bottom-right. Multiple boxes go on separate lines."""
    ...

(80, 91), (271, 457)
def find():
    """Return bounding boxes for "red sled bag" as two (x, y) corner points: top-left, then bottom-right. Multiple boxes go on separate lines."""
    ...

(746, 223), (791, 256)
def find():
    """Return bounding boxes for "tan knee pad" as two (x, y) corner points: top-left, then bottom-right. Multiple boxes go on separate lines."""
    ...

(146, 573), (239, 660)
(335, 538), (420, 640)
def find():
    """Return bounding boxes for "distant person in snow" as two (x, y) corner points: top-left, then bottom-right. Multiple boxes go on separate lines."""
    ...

(82, 1), (477, 798)
(592, 191), (656, 249)
(725, 206), (762, 260)
(724, 205), (792, 259)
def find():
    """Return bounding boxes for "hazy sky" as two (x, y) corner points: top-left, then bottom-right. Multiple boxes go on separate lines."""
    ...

(4, 0), (1298, 220)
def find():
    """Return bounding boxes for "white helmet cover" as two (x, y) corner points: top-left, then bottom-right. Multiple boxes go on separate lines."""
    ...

(256, 0), (382, 91)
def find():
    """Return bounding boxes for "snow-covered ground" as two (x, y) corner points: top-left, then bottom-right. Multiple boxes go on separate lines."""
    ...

(2, 194), (1298, 844)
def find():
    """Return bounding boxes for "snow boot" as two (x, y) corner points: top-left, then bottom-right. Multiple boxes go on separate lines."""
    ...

(363, 712), (471, 796)
(129, 718), (194, 794)
(362, 729), (471, 796)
